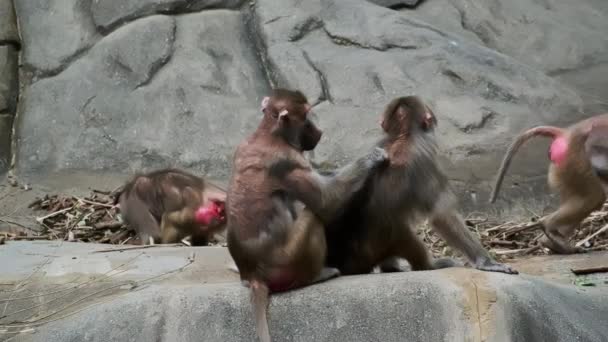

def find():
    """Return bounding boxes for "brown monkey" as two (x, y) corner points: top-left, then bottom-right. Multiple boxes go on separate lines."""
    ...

(226, 88), (387, 342)
(490, 114), (608, 254)
(282, 96), (517, 275)
(585, 122), (608, 189)
(114, 168), (226, 245)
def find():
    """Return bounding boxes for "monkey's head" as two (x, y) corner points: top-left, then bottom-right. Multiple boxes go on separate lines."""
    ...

(261, 88), (322, 151)
(380, 96), (437, 137)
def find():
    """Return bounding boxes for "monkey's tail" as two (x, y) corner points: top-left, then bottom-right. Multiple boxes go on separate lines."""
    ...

(489, 126), (564, 203)
(251, 279), (271, 342)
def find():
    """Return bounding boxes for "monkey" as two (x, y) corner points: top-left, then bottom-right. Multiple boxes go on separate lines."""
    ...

(489, 114), (608, 254)
(114, 168), (227, 245)
(226, 88), (388, 342)
(272, 95), (518, 276)
(585, 122), (608, 188)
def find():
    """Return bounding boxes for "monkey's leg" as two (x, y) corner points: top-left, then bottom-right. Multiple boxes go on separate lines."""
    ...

(395, 226), (435, 271)
(190, 233), (210, 246)
(539, 195), (603, 254)
(120, 196), (161, 245)
(282, 208), (338, 286)
(160, 214), (184, 244)
(310, 267), (341, 285)
(379, 257), (407, 273)
(429, 195), (518, 274)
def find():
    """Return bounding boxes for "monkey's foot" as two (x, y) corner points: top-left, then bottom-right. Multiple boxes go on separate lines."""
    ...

(311, 267), (341, 285)
(378, 258), (406, 273)
(226, 261), (240, 274)
(538, 234), (584, 254)
(433, 257), (461, 269)
(475, 258), (518, 275)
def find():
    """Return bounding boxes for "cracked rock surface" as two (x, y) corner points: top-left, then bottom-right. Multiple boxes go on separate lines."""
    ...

(1, 242), (607, 342)
(11, 0), (608, 208)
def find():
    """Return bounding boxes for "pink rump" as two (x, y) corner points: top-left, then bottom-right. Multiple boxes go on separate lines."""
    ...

(549, 136), (568, 166)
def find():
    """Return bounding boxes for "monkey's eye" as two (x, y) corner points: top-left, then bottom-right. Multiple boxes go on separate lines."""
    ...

(278, 109), (289, 121)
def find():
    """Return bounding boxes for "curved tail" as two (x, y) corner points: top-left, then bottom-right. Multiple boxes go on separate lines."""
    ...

(489, 126), (564, 203)
(251, 280), (271, 342)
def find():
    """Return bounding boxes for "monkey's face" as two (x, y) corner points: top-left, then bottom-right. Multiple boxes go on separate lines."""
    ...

(275, 102), (322, 151)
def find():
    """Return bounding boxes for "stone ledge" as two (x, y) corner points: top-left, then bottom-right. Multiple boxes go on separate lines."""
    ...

(1, 242), (607, 342)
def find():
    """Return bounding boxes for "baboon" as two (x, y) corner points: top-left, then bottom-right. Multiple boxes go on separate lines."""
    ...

(114, 168), (226, 245)
(490, 114), (608, 254)
(297, 96), (518, 275)
(226, 88), (387, 342)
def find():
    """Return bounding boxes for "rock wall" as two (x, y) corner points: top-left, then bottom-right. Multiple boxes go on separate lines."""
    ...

(0, 0), (19, 174)
(6, 0), (608, 208)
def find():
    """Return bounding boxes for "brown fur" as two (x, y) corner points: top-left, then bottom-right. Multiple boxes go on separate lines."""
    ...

(322, 96), (517, 275)
(115, 168), (226, 245)
(490, 113), (608, 254)
(226, 89), (387, 342)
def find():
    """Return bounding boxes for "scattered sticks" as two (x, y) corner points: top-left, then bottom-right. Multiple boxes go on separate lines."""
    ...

(3, 190), (608, 260)
(3, 191), (135, 245)
(422, 201), (608, 260)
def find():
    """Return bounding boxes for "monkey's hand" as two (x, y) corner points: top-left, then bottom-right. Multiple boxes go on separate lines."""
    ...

(268, 158), (302, 180)
(365, 147), (389, 168)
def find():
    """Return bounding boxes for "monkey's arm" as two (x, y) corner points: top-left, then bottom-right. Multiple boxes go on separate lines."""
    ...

(586, 125), (608, 181)
(269, 147), (388, 222)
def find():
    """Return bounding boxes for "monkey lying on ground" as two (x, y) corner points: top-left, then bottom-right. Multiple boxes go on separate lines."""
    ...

(114, 168), (226, 245)
(226, 88), (388, 342)
(490, 114), (608, 254)
(272, 96), (517, 275)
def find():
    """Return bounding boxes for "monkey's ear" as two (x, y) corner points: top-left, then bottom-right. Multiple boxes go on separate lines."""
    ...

(261, 96), (270, 113)
(422, 106), (437, 130)
(304, 103), (312, 113)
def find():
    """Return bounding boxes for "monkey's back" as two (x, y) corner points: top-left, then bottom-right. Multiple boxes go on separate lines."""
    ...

(226, 140), (299, 242)
(325, 135), (449, 273)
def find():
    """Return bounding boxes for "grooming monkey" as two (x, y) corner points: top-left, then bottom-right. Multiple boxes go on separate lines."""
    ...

(114, 168), (226, 245)
(273, 96), (517, 275)
(226, 88), (388, 342)
(490, 114), (608, 254)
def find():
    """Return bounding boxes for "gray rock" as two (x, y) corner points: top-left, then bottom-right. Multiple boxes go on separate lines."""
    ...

(367, 0), (425, 9)
(15, 11), (268, 179)
(256, 0), (583, 206)
(0, 0), (19, 44)
(1, 242), (607, 342)
(0, 113), (12, 172)
(14, 0), (100, 74)
(91, 0), (246, 32)
(11, 0), (608, 210)
(0, 45), (18, 113)
(410, 0), (608, 74)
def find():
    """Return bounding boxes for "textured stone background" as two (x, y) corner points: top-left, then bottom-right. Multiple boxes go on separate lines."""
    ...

(1, 0), (608, 209)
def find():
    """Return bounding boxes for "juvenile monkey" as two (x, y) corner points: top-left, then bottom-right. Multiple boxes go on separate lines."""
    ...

(279, 96), (517, 275)
(490, 114), (608, 254)
(585, 122), (608, 188)
(114, 168), (226, 245)
(226, 88), (387, 342)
